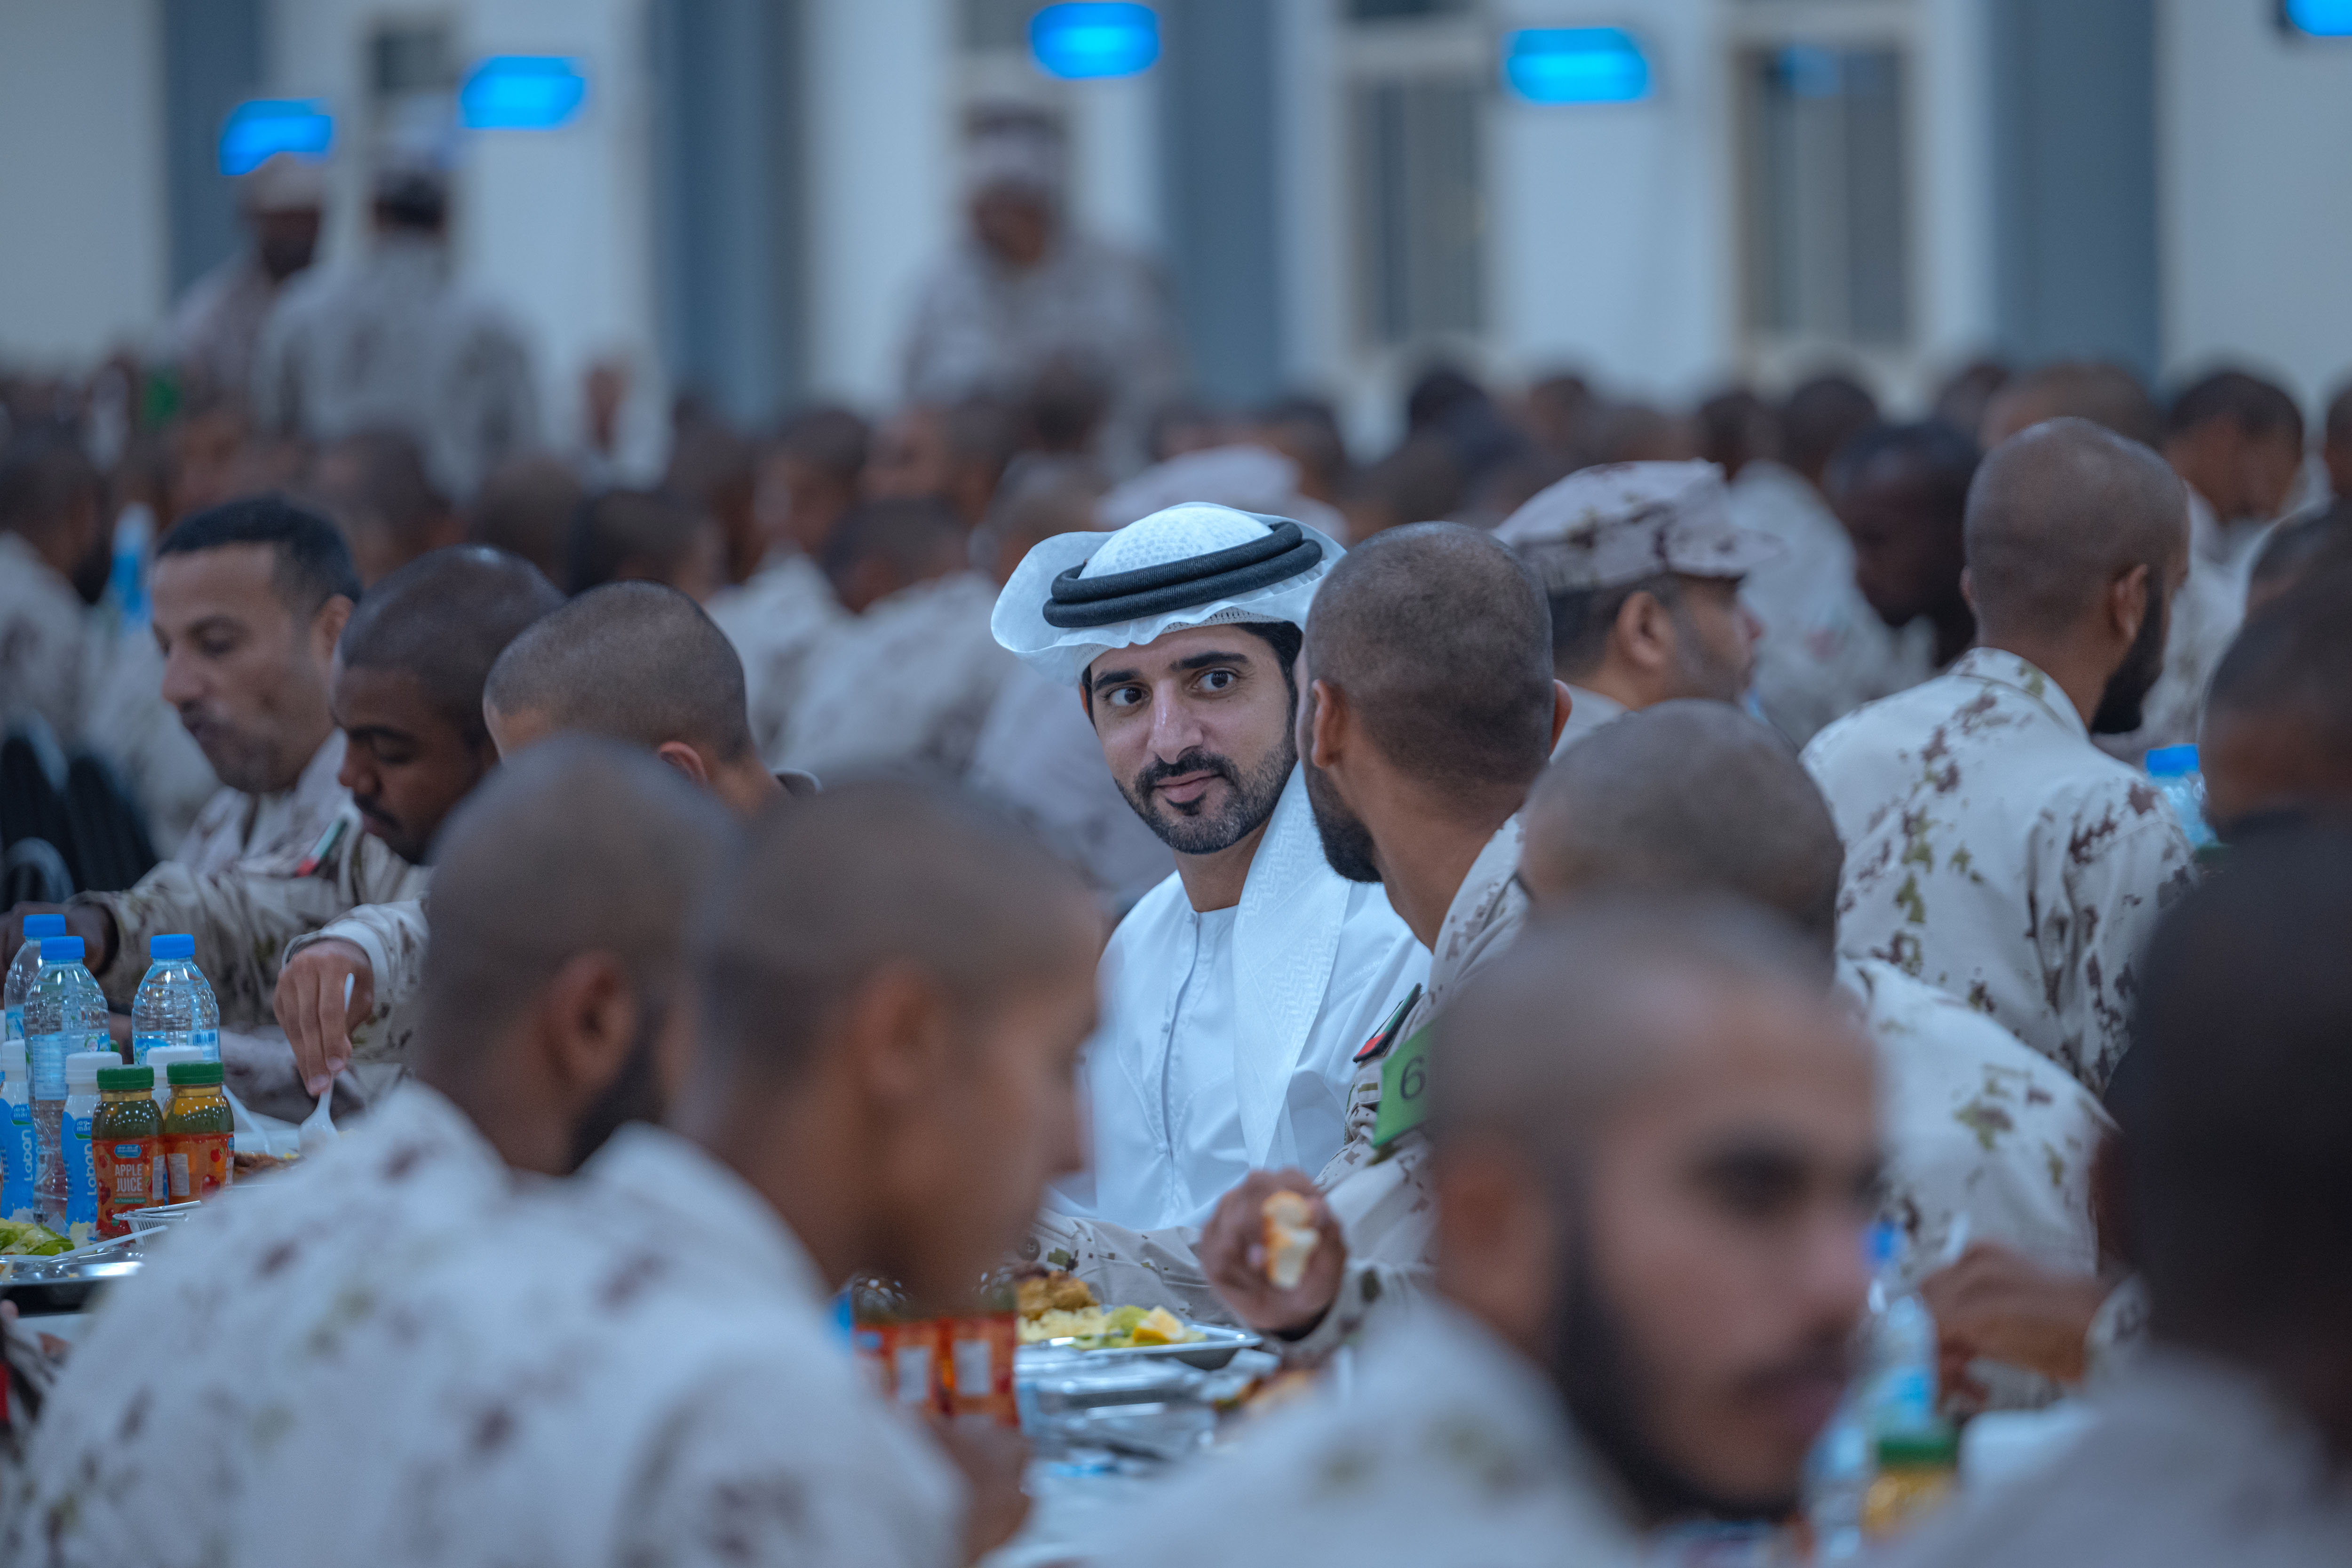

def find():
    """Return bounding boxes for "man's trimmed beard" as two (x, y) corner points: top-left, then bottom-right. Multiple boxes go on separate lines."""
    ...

(1120, 735), (1295, 855)
(1548, 1223), (1847, 1527)
(1302, 755), (1381, 883)
(2089, 575), (2169, 736)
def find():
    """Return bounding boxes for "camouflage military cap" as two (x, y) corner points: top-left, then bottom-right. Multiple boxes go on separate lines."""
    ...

(1494, 460), (1780, 593)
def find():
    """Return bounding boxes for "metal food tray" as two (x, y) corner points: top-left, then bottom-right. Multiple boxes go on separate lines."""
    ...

(0, 1227), (161, 1314)
(1016, 1320), (1261, 1372)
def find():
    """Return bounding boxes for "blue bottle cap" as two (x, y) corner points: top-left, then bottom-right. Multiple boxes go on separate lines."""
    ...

(23, 914), (66, 940)
(2145, 744), (2200, 779)
(40, 936), (84, 964)
(149, 933), (195, 962)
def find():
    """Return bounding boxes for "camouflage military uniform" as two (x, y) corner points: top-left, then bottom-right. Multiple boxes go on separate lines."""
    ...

(71, 733), (425, 1031)
(251, 234), (540, 501)
(1102, 1303), (1645, 1568)
(1277, 819), (1529, 1362)
(1804, 649), (2195, 1095)
(705, 549), (844, 765)
(781, 573), (1015, 781)
(282, 895), (429, 1068)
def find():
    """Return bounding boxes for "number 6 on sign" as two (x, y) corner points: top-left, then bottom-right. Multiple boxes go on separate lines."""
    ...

(1373, 1027), (1433, 1147)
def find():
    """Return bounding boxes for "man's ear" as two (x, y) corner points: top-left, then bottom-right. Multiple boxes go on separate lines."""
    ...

(539, 950), (641, 1092)
(1549, 680), (1573, 748)
(1959, 565), (1977, 616)
(312, 594), (354, 665)
(1306, 677), (1348, 770)
(654, 740), (712, 788)
(839, 961), (954, 1109)
(2110, 562), (2153, 644)
(1614, 589), (1671, 674)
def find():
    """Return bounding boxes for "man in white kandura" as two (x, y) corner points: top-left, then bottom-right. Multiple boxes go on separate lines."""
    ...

(992, 504), (1426, 1317)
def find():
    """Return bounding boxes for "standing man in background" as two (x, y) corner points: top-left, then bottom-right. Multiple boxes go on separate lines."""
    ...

(253, 159), (539, 503)
(901, 112), (1181, 477)
(158, 153), (325, 404)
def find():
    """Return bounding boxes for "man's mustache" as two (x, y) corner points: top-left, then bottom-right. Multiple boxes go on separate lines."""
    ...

(1132, 749), (1240, 800)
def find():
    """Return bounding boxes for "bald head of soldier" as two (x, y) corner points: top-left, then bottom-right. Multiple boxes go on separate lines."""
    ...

(482, 581), (783, 816)
(1432, 897), (1876, 1525)
(414, 735), (738, 1176)
(1963, 417), (2189, 737)
(1298, 522), (1567, 941)
(332, 545), (562, 864)
(673, 781), (1101, 1304)
(1518, 701), (1842, 966)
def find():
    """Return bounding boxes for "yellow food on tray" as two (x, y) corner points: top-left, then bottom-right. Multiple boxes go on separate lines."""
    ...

(1016, 1303), (1202, 1349)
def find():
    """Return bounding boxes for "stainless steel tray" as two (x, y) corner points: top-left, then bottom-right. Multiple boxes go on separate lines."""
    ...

(1016, 1320), (1261, 1372)
(0, 1227), (160, 1313)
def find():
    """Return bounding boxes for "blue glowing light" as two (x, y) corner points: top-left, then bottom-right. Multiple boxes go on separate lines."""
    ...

(1504, 28), (1651, 104)
(218, 100), (333, 177)
(460, 56), (588, 130)
(2286, 0), (2352, 36)
(1031, 3), (1160, 80)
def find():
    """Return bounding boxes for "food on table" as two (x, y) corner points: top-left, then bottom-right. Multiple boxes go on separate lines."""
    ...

(232, 1150), (291, 1178)
(1262, 1188), (1320, 1289)
(1017, 1302), (1203, 1349)
(0, 1217), (72, 1256)
(1016, 1267), (1096, 1318)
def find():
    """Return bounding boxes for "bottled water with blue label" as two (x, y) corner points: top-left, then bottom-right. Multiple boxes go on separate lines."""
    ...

(61, 1049), (115, 1243)
(2145, 744), (2217, 852)
(131, 933), (220, 1066)
(4, 912), (67, 1048)
(24, 936), (109, 1229)
(2, 1040), (35, 1221)
(1862, 1222), (1939, 1435)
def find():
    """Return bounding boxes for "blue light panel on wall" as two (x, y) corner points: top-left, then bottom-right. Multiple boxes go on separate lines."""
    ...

(461, 56), (588, 129)
(218, 100), (333, 177)
(1504, 27), (1652, 104)
(2285, 0), (2352, 35)
(1031, 3), (1160, 80)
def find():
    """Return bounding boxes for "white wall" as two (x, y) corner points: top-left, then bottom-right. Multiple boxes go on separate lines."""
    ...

(0, 0), (168, 366)
(2159, 1), (2352, 411)
(804, 0), (957, 406)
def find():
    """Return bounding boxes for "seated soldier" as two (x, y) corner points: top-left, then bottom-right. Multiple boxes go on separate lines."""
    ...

(1884, 829), (2352, 1568)
(1111, 896), (1878, 1565)
(1521, 701), (2114, 1406)
(268, 546), (562, 1104)
(0, 499), (417, 1098)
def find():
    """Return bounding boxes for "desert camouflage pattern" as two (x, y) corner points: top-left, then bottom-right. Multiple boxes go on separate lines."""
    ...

(1806, 649), (2195, 1094)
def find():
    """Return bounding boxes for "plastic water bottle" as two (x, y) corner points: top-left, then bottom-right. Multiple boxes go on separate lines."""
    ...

(5, 912), (67, 1048)
(2, 1040), (35, 1221)
(61, 1049), (116, 1244)
(25, 936), (110, 1230)
(2145, 744), (2217, 852)
(1861, 1222), (1940, 1436)
(132, 934), (219, 1067)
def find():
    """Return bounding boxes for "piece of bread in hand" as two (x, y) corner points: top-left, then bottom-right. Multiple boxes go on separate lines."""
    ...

(1262, 1189), (1321, 1290)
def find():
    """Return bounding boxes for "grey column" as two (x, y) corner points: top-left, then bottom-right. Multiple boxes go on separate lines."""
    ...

(161, 0), (268, 296)
(648, 0), (804, 426)
(1158, 0), (1285, 408)
(1986, 0), (2161, 378)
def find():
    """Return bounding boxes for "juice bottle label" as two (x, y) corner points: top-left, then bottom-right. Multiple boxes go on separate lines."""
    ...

(167, 1131), (231, 1200)
(95, 1136), (159, 1236)
(947, 1314), (1019, 1426)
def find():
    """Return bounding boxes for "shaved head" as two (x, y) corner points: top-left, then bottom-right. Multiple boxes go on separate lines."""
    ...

(1519, 701), (1842, 963)
(483, 581), (757, 763)
(416, 735), (737, 1079)
(1435, 895), (1858, 1158)
(692, 780), (1099, 1086)
(1303, 522), (1556, 798)
(337, 545), (562, 744)
(1964, 416), (2188, 637)
(1980, 360), (2163, 449)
